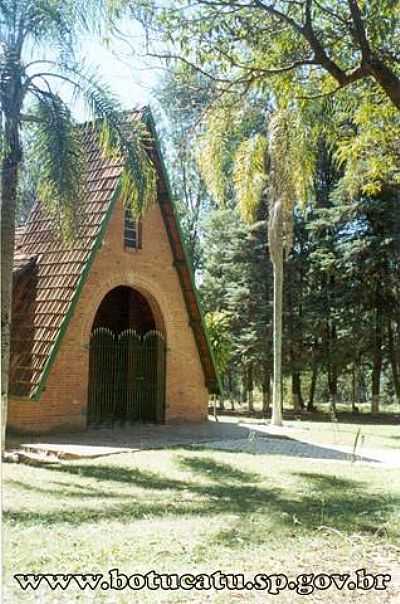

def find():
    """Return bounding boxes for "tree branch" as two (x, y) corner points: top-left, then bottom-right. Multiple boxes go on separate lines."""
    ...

(347, 0), (370, 58)
(146, 51), (239, 85)
(214, 44), (316, 75)
(252, 0), (366, 88)
(312, 0), (350, 28)
(252, 0), (303, 33)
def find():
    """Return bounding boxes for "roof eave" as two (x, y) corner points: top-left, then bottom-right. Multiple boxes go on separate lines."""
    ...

(144, 107), (222, 395)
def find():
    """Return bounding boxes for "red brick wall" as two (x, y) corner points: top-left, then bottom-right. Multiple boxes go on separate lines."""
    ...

(8, 199), (209, 433)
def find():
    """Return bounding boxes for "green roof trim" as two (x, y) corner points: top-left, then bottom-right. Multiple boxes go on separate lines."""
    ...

(144, 108), (222, 395)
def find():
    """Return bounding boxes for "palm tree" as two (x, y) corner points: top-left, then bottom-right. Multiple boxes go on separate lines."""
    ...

(263, 111), (315, 426)
(199, 104), (315, 426)
(0, 0), (156, 451)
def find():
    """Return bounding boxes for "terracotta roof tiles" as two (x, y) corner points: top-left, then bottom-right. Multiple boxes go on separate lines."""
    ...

(11, 122), (125, 396)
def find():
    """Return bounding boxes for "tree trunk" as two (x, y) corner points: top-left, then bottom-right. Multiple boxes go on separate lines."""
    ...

(241, 371), (247, 404)
(212, 395), (218, 421)
(367, 58), (400, 112)
(326, 322), (338, 417)
(1, 116), (21, 452)
(307, 363), (318, 411)
(371, 290), (383, 414)
(262, 366), (271, 417)
(228, 370), (235, 410)
(388, 318), (400, 404)
(219, 375), (225, 410)
(328, 366), (338, 417)
(355, 360), (364, 402)
(351, 364), (357, 412)
(271, 248), (284, 426)
(247, 364), (254, 414)
(291, 371), (304, 411)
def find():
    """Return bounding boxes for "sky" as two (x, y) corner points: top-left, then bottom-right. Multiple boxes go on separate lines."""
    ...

(74, 20), (167, 119)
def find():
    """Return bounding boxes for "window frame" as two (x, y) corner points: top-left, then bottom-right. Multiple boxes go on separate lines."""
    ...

(124, 208), (142, 250)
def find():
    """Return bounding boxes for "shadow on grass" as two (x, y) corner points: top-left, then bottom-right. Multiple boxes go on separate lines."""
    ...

(293, 472), (365, 491)
(177, 455), (260, 483)
(4, 456), (399, 542)
(5, 478), (130, 500)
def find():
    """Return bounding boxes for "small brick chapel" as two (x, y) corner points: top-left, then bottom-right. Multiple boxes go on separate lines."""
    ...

(8, 108), (219, 434)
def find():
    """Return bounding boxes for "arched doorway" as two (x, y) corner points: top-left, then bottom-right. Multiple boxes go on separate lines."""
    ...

(87, 286), (166, 426)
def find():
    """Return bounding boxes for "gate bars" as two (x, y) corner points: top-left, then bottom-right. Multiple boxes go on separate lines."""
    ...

(88, 328), (166, 426)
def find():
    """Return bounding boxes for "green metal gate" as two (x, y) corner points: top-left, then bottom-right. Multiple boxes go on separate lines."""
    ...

(87, 328), (166, 426)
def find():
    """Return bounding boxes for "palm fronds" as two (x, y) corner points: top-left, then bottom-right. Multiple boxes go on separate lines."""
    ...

(233, 134), (268, 223)
(197, 103), (236, 205)
(32, 94), (85, 239)
(268, 108), (316, 259)
(67, 65), (156, 216)
(1, 0), (157, 234)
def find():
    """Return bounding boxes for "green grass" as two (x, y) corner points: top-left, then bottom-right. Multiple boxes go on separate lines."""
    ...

(297, 419), (400, 451)
(241, 415), (400, 451)
(3, 443), (400, 602)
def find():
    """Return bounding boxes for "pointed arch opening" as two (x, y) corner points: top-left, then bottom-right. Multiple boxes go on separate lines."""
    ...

(92, 286), (157, 335)
(87, 286), (166, 427)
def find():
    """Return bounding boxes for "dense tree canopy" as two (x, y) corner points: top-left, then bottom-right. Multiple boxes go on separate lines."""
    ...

(137, 0), (400, 107)
(152, 58), (400, 415)
(128, 0), (400, 198)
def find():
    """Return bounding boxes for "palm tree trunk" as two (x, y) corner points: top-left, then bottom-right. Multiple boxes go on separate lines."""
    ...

(1, 116), (21, 452)
(271, 248), (284, 426)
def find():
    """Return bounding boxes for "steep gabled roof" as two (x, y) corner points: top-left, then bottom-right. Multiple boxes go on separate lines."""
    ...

(11, 108), (220, 398)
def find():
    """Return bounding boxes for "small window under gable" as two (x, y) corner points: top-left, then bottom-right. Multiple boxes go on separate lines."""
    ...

(124, 208), (142, 249)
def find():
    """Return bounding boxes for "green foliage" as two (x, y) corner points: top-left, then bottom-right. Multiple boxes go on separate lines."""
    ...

(200, 206), (272, 392)
(138, 0), (400, 203)
(197, 101), (316, 264)
(333, 93), (400, 198)
(198, 135), (400, 408)
(267, 108), (316, 259)
(204, 311), (233, 375)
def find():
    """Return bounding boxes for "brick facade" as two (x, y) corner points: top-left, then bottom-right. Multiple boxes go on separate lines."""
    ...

(8, 198), (209, 433)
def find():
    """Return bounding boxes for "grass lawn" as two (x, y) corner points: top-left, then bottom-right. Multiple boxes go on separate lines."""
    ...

(295, 419), (400, 451)
(242, 415), (400, 452)
(3, 434), (400, 602)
